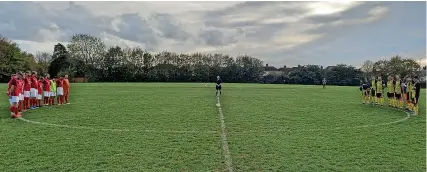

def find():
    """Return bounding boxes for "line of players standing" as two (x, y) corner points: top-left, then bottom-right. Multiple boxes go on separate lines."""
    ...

(360, 75), (421, 115)
(6, 71), (70, 118)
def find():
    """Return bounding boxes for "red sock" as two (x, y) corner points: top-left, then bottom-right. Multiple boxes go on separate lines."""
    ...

(24, 98), (28, 109)
(10, 106), (18, 115)
(10, 106), (14, 114)
(26, 98), (30, 109)
(18, 102), (22, 111)
(65, 95), (69, 103)
(61, 96), (65, 104)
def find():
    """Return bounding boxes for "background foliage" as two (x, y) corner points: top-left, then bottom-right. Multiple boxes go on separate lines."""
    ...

(0, 34), (425, 87)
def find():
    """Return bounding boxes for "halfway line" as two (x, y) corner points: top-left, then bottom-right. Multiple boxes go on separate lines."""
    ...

(216, 96), (234, 172)
(18, 117), (217, 134)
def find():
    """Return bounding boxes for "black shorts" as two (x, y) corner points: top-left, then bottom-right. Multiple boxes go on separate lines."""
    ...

(395, 93), (401, 99)
(371, 89), (376, 96)
(363, 90), (369, 96)
(216, 85), (222, 90)
(376, 93), (382, 98)
(387, 92), (394, 98)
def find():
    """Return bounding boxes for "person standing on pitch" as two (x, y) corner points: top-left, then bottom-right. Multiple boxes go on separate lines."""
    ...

(394, 75), (403, 109)
(370, 76), (377, 105)
(37, 77), (44, 107)
(56, 76), (64, 105)
(360, 78), (370, 104)
(49, 77), (57, 105)
(17, 72), (24, 113)
(30, 71), (39, 109)
(386, 75), (395, 107)
(216, 76), (222, 97)
(6, 74), (16, 114)
(23, 71), (32, 110)
(404, 76), (412, 111)
(42, 74), (51, 106)
(322, 78), (327, 89)
(376, 76), (385, 106)
(63, 75), (70, 104)
(8, 73), (22, 118)
(410, 76), (421, 115)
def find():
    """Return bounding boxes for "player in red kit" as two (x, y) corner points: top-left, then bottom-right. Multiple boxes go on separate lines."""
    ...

(43, 74), (51, 106)
(23, 71), (32, 110)
(37, 77), (44, 107)
(8, 73), (22, 118)
(16, 72), (24, 112)
(56, 76), (64, 105)
(6, 74), (16, 113)
(63, 75), (70, 104)
(30, 71), (39, 109)
(19, 73), (25, 111)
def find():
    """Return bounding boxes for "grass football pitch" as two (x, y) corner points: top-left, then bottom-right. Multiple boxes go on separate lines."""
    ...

(0, 83), (425, 171)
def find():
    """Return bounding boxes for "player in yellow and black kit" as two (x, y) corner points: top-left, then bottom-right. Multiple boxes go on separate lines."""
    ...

(404, 76), (412, 111)
(376, 76), (385, 106)
(410, 76), (421, 115)
(394, 75), (403, 109)
(386, 75), (395, 107)
(360, 79), (370, 104)
(370, 76), (377, 104)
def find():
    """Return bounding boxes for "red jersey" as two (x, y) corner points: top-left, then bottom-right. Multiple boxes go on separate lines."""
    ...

(24, 76), (31, 91)
(43, 78), (50, 91)
(38, 81), (43, 93)
(9, 78), (19, 96)
(16, 79), (23, 95)
(63, 79), (70, 89)
(31, 76), (38, 88)
(56, 79), (63, 87)
(20, 79), (24, 94)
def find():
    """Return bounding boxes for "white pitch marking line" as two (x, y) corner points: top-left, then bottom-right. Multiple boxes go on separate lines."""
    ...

(234, 111), (412, 134)
(216, 96), (234, 172)
(17, 117), (217, 134)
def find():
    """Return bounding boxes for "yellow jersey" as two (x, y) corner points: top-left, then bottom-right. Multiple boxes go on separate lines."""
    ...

(387, 80), (394, 93)
(371, 79), (376, 90)
(394, 80), (401, 94)
(376, 80), (383, 92)
(411, 82), (417, 99)
(406, 81), (412, 93)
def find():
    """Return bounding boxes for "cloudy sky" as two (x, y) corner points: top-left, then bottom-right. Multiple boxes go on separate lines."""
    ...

(0, 1), (425, 67)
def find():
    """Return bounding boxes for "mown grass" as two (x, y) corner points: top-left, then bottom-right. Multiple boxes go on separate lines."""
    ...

(0, 83), (425, 171)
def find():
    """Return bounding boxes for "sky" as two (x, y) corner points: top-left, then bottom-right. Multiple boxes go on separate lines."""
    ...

(0, 1), (425, 68)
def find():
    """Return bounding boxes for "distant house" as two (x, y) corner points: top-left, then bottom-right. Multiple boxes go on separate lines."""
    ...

(263, 71), (283, 76)
(263, 64), (286, 76)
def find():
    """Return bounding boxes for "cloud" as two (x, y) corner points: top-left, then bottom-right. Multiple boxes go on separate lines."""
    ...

(0, 1), (424, 67)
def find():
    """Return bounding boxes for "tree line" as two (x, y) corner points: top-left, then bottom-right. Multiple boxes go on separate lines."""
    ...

(1, 34), (425, 87)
